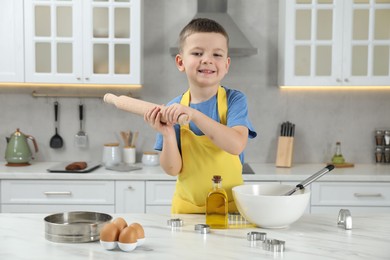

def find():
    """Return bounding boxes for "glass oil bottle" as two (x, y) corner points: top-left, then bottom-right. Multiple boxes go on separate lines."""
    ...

(332, 141), (345, 164)
(206, 175), (228, 229)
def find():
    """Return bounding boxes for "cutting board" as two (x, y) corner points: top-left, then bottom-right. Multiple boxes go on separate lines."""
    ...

(327, 162), (354, 168)
(47, 162), (101, 173)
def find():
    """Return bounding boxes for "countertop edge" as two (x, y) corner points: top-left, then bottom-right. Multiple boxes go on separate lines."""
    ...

(0, 162), (388, 182)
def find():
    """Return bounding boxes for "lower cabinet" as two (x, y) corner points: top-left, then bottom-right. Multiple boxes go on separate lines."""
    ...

(145, 181), (176, 214)
(1, 180), (115, 213)
(115, 181), (145, 213)
(311, 182), (390, 215)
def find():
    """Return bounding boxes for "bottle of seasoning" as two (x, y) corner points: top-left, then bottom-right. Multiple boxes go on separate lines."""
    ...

(206, 175), (228, 229)
(375, 147), (383, 163)
(331, 141), (345, 164)
(375, 130), (384, 146)
(385, 148), (390, 163)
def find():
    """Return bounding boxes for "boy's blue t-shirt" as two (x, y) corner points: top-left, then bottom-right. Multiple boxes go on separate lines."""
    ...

(154, 86), (257, 164)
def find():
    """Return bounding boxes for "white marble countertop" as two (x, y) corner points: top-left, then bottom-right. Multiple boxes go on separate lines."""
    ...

(0, 162), (389, 182)
(0, 213), (389, 260)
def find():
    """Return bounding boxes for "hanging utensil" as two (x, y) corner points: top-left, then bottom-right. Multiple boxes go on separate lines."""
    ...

(75, 103), (88, 148)
(283, 165), (335, 196)
(50, 101), (64, 149)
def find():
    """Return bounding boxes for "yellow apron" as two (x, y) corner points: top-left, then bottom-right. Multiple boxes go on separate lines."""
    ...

(171, 86), (243, 214)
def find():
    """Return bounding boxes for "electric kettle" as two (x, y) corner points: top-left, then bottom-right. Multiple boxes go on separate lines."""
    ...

(5, 128), (39, 166)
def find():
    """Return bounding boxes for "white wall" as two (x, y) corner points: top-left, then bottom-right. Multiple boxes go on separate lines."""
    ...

(0, 0), (389, 164)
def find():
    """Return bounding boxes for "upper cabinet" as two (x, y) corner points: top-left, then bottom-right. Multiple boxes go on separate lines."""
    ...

(0, 0), (24, 82)
(279, 0), (390, 86)
(23, 0), (142, 85)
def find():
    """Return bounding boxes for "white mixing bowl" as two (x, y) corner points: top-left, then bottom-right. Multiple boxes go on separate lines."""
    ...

(232, 183), (310, 228)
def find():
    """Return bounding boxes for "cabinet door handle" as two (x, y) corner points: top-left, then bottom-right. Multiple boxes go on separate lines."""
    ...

(354, 193), (382, 197)
(344, 78), (349, 82)
(128, 186), (134, 190)
(76, 77), (81, 80)
(44, 191), (72, 196)
(336, 78), (342, 83)
(85, 77), (90, 81)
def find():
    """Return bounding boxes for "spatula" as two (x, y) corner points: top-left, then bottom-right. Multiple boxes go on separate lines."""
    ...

(50, 101), (64, 149)
(75, 103), (88, 148)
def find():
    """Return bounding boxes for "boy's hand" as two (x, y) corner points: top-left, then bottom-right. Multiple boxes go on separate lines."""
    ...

(144, 106), (175, 135)
(160, 103), (193, 125)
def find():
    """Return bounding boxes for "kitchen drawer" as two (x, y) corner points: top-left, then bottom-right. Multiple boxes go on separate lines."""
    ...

(311, 182), (390, 206)
(311, 206), (390, 215)
(1, 180), (114, 205)
(1, 204), (115, 213)
(146, 181), (175, 205)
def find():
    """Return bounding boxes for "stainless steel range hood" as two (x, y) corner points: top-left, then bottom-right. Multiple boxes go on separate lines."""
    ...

(169, 0), (258, 57)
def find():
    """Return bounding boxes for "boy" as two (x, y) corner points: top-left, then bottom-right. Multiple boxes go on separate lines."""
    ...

(144, 18), (257, 214)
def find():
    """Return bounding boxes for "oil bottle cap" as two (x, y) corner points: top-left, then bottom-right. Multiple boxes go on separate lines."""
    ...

(212, 175), (222, 182)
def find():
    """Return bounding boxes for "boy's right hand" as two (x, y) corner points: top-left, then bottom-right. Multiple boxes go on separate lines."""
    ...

(144, 106), (175, 136)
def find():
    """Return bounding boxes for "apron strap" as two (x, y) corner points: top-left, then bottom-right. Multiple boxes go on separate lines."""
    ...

(180, 86), (227, 125)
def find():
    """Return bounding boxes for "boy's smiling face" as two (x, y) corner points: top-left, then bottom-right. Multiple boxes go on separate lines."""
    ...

(176, 32), (230, 89)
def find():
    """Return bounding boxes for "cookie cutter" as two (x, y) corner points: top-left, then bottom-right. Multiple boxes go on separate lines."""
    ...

(247, 231), (267, 241)
(337, 209), (352, 230)
(194, 224), (210, 234)
(167, 218), (183, 228)
(262, 239), (286, 252)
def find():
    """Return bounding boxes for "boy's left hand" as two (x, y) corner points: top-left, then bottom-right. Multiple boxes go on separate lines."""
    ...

(160, 103), (193, 125)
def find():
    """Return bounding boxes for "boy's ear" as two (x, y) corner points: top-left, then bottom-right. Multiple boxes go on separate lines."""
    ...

(175, 54), (185, 72)
(225, 56), (231, 72)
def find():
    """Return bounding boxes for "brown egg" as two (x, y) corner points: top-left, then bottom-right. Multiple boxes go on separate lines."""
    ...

(118, 226), (137, 244)
(113, 217), (127, 231)
(129, 222), (145, 239)
(100, 222), (120, 242)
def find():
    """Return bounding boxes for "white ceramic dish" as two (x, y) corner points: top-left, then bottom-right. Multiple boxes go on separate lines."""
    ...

(142, 152), (159, 166)
(232, 184), (310, 228)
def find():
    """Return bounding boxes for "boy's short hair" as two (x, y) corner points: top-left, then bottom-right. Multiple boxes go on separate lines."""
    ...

(178, 18), (229, 53)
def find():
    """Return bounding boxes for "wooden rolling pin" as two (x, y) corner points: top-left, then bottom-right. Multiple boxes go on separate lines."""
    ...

(103, 93), (190, 125)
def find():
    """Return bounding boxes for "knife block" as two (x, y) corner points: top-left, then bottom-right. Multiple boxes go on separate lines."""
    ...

(275, 136), (294, 168)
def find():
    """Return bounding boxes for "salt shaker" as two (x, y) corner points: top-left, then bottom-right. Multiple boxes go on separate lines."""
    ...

(375, 130), (384, 146)
(384, 130), (390, 146)
(375, 147), (383, 163)
(385, 148), (390, 163)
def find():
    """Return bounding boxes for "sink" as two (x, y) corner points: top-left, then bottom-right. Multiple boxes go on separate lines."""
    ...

(242, 163), (254, 174)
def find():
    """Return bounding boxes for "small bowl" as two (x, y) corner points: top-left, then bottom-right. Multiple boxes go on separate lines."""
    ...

(232, 184), (310, 228)
(142, 152), (159, 166)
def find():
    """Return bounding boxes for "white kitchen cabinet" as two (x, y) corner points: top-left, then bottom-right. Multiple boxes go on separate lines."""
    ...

(311, 182), (390, 214)
(1, 180), (115, 213)
(115, 181), (145, 213)
(24, 0), (142, 85)
(279, 0), (390, 86)
(145, 181), (176, 214)
(0, 0), (24, 82)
